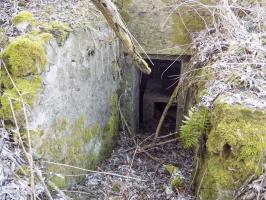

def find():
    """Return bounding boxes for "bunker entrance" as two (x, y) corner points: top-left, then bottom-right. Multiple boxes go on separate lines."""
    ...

(139, 58), (181, 133)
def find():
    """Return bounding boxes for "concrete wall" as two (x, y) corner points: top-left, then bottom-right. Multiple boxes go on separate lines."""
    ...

(0, 9), (123, 186)
(117, 0), (212, 56)
(119, 55), (140, 134)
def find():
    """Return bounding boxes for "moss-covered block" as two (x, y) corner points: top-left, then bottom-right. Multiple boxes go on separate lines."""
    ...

(0, 12), (71, 124)
(0, 77), (41, 120)
(2, 37), (46, 76)
(48, 21), (71, 46)
(0, 32), (47, 122)
(196, 104), (266, 199)
(11, 11), (34, 26)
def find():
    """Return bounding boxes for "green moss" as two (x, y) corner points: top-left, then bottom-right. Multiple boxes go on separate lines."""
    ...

(111, 182), (121, 193)
(196, 104), (266, 199)
(12, 11), (34, 26)
(29, 30), (53, 43)
(49, 21), (71, 46)
(115, 0), (132, 22)
(0, 77), (41, 120)
(171, 1), (213, 48)
(171, 14), (191, 46)
(171, 176), (182, 189)
(16, 165), (31, 176)
(83, 123), (101, 143)
(208, 104), (266, 160)
(165, 164), (177, 175)
(87, 149), (98, 169)
(2, 37), (46, 76)
(50, 175), (66, 189)
(100, 93), (119, 158)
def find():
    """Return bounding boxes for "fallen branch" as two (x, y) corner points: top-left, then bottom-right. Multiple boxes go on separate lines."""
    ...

(91, 0), (151, 74)
(43, 160), (146, 182)
(155, 82), (181, 138)
(2, 59), (36, 200)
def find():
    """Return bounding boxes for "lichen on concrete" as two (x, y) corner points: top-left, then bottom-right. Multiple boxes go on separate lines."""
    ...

(36, 93), (119, 188)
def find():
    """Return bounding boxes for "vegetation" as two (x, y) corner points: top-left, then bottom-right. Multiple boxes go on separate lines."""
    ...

(2, 37), (46, 76)
(180, 107), (209, 148)
(11, 11), (34, 25)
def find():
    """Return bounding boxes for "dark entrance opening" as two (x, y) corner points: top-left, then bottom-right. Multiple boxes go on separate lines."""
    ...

(139, 58), (181, 133)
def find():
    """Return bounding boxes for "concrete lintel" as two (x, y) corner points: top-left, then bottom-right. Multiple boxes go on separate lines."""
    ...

(140, 53), (191, 61)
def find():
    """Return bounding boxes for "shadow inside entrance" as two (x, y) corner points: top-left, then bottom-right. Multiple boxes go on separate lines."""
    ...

(139, 58), (181, 133)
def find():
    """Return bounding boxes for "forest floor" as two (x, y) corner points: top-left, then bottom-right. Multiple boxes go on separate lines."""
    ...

(71, 130), (195, 200)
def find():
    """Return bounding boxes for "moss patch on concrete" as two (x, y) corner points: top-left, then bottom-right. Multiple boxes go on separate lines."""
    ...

(0, 11), (71, 124)
(115, 0), (132, 22)
(2, 37), (46, 76)
(99, 93), (119, 160)
(171, 0), (213, 51)
(0, 31), (48, 122)
(196, 104), (266, 199)
(0, 77), (41, 121)
(46, 21), (71, 46)
(37, 93), (119, 188)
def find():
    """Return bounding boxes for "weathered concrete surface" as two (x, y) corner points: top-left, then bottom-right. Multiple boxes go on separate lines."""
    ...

(0, 5), (124, 186)
(119, 55), (140, 134)
(30, 28), (120, 133)
(117, 0), (212, 55)
(28, 27), (121, 186)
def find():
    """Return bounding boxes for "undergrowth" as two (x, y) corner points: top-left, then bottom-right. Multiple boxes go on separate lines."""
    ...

(180, 107), (209, 148)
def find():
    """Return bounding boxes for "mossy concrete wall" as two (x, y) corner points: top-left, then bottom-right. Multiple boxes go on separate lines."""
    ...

(179, 66), (266, 199)
(30, 29), (121, 187)
(116, 0), (213, 56)
(1, 11), (123, 187)
(194, 103), (266, 199)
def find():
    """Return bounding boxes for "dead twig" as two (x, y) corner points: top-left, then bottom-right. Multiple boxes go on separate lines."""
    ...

(2, 59), (36, 200)
(154, 82), (181, 139)
(43, 160), (146, 181)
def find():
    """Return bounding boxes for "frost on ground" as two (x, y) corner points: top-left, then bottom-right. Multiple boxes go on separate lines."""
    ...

(190, 2), (266, 110)
(0, 126), (44, 199)
(73, 133), (195, 200)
